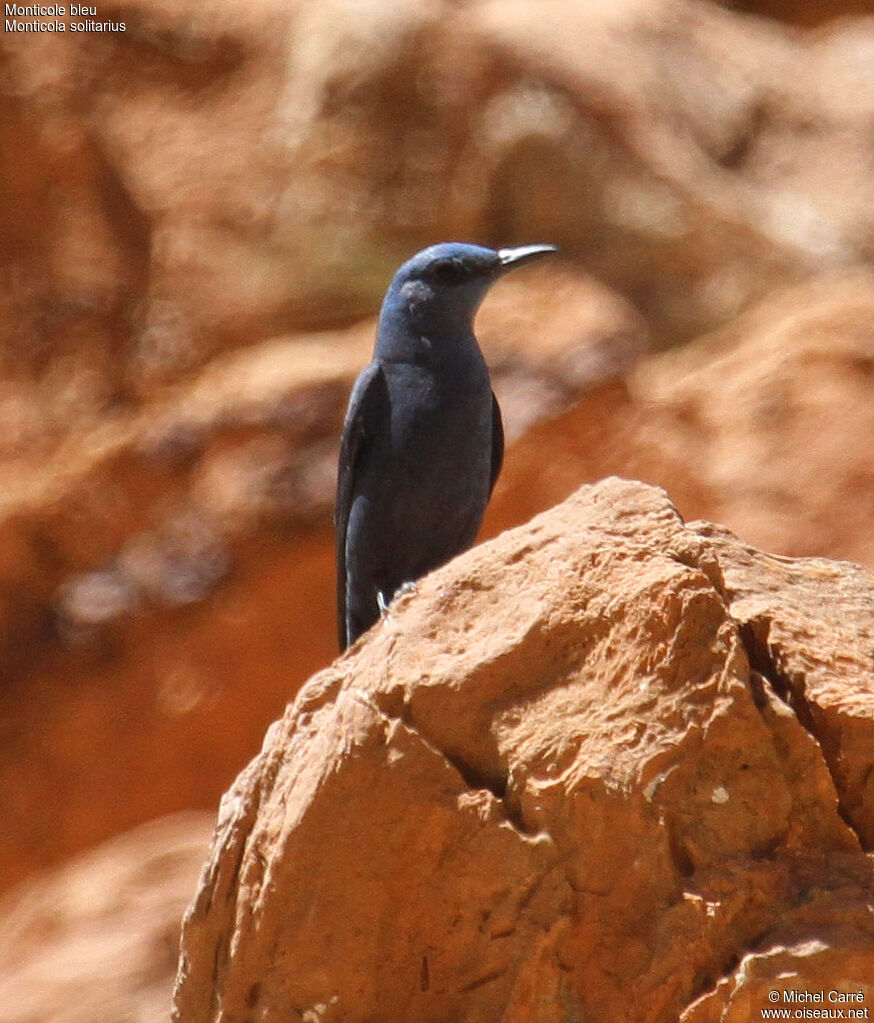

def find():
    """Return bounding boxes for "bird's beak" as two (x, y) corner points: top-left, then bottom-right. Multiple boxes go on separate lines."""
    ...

(496, 244), (558, 274)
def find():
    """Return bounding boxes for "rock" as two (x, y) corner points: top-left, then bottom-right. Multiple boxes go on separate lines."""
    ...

(0, 320), (371, 893)
(173, 478), (874, 1022)
(716, 0), (874, 26)
(2, 1), (874, 1013)
(700, 520), (874, 849)
(484, 273), (874, 570)
(638, 273), (874, 568)
(3, 0), (874, 413)
(0, 813), (213, 1023)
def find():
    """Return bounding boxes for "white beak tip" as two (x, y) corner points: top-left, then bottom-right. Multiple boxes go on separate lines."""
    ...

(497, 244), (559, 268)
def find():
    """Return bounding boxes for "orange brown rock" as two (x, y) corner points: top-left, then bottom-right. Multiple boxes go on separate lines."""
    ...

(484, 273), (874, 570)
(173, 479), (874, 1022)
(0, 813), (213, 1023)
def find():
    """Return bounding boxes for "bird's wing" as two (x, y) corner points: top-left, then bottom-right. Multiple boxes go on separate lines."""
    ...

(488, 390), (504, 497)
(335, 361), (388, 650)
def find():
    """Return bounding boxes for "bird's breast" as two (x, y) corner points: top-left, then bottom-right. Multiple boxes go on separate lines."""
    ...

(383, 361), (490, 452)
(375, 360), (492, 517)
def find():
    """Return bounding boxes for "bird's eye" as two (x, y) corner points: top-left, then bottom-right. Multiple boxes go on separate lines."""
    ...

(432, 259), (466, 286)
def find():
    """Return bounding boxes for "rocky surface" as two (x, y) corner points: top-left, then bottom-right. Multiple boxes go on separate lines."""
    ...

(2, 0), (873, 421)
(173, 478), (874, 1023)
(3, 0), (874, 1015)
(484, 272), (874, 569)
(0, 813), (213, 1023)
(718, 0), (874, 25)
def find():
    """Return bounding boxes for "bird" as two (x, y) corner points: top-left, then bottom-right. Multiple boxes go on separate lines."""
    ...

(335, 241), (557, 651)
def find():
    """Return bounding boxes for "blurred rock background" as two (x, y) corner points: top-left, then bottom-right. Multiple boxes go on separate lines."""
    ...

(0, 0), (872, 1018)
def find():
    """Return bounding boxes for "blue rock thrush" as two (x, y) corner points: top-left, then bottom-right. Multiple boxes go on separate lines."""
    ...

(335, 241), (557, 650)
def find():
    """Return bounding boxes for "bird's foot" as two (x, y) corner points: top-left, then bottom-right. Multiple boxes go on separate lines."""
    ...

(393, 580), (418, 601)
(376, 581), (418, 620)
(374, 581), (419, 617)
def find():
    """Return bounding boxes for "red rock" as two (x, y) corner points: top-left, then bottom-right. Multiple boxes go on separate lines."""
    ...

(3, 0), (873, 415)
(485, 273), (874, 570)
(173, 479), (874, 1022)
(0, 813), (213, 1023)
(2, 3), (874, 1007)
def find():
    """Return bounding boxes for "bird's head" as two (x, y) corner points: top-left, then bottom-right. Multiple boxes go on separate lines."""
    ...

(377, 242), (557, 350)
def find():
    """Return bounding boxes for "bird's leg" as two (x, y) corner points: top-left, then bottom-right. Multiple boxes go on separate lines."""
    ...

(377, 589), (391, 618)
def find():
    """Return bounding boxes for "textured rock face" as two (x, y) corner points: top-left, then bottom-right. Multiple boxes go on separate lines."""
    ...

(2, 0), (874, 416)
(485, 273), (874, 569)
(2, 1), (873, 1017)
(173, 479), (874, 1022)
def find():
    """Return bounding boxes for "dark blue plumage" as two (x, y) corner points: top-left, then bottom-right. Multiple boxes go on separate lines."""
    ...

(336, 242), (556, 650)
